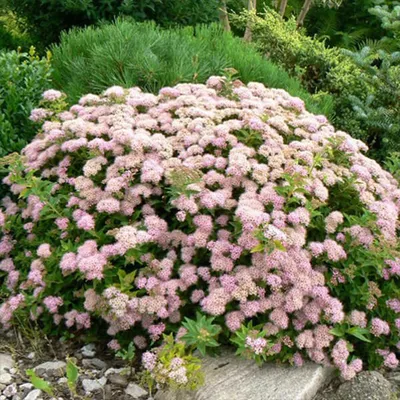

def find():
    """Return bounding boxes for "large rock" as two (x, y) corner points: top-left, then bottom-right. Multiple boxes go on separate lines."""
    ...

(156, 352), (333, 400)
(0, 354), (14, 387)
(34, 361), (66, 377)
(335, 371), (393, 400)
(0, 354), (13, 374)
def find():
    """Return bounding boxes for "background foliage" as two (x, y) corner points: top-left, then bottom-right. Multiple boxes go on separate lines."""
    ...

(0, 47), (51, 157)
(5, 0), (220, 46)
(50, 19), (333, 116)
(234, 5), (400, 161)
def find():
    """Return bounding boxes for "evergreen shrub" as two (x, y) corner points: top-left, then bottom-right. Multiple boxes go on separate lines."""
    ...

(50, 19), (334, 117)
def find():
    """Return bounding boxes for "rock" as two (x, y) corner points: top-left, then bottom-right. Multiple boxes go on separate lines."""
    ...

(104, 384), (113, 397)
(11, 395), (21, 400)
(24, 390), (42, 400)
(82, 377), (107, 393)
(34, 361), (66, 378)
(0, 384), (5, 391)
(335, 371), (392, 400)
(81, 344), (96, 358)
(0, 355), (13, 375)
(104, 367), (127, 377)
(125, 383), (148, 399)
(107, 372), (128, 386)
(3, 383), (17, 398)
(387, 371), (400, 386)
(0, 374), (12, 385)
(104, 368), (129, 385)
(82, 358), (107, 370)
(27, 353), (35, 360)
(156, 351), (333, 400)
(57, 377), (68, 385)
(20, 383), (33, 391)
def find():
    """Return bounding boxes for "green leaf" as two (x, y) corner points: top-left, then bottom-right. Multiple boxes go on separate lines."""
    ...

(26, 369), (54, 396)
(66, 358), (79, 387)
(273, 240), (286, 252)
(251, 244), (264, 253)
(347, 327), (371, 343)
(329, 327), (345, 337)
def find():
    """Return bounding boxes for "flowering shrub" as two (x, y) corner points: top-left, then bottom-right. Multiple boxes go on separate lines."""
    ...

(1, 78), (400, 383)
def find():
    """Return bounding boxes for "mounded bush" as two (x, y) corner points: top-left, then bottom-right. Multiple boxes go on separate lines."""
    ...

(50, 19), (334, 117)
(1, 78), (400, 386)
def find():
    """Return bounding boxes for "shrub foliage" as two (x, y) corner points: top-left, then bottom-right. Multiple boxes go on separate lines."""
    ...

(0, 47), (52, 157)
(234, 8), (399, 161)
(50, 19), (334, 117)
(1, 79), (400, 384)
(6, 0), (220, 46)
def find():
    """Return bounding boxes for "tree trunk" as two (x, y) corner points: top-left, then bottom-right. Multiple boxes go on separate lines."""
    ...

(297, 0), (313, 27)
(219, 0), (231, 32)
(244, 0), (257, 42)
(279, 0), (288, 16)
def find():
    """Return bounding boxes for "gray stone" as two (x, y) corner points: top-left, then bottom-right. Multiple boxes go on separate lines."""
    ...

(82, 358), (107, 370)
(24, 390), (42, 400)
(0, 374), (12, 385)
(0, 355), (13, 375)
(3, 383), (17, 398)
(104, 368), (129, 385)
(82, 377), (107, 393)
(19, 383), (33, 391)
(0, 384), (5, 391)
(27, 353), (35, 360)
(125, 383), (148, 399)
(156, 351), (333, 400)
(107, 372), (128, 386)
(57, 377), (68, 385)
(34, 361), (66, 378)
(11, 395), (21, 400)
(104, 367), (127, 377)
(335, 371), (392, 400)
(81, 344), (96, 358)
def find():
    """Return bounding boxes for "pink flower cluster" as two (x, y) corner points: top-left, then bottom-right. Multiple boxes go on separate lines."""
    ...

(1, 78), (400, 378)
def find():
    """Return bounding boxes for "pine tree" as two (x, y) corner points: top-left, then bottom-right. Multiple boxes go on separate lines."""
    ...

(343, 1), (400, 158)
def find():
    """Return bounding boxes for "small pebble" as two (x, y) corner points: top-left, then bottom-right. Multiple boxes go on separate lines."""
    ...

(81, 344), (96, 358)
(3, 383), (17, 398)
(82, 377), (107, 393)
(20, 383), (33, 391)
(125, 383), (148, 399)
(82, 358), (107, 370)
(24, 390), (42, 400)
